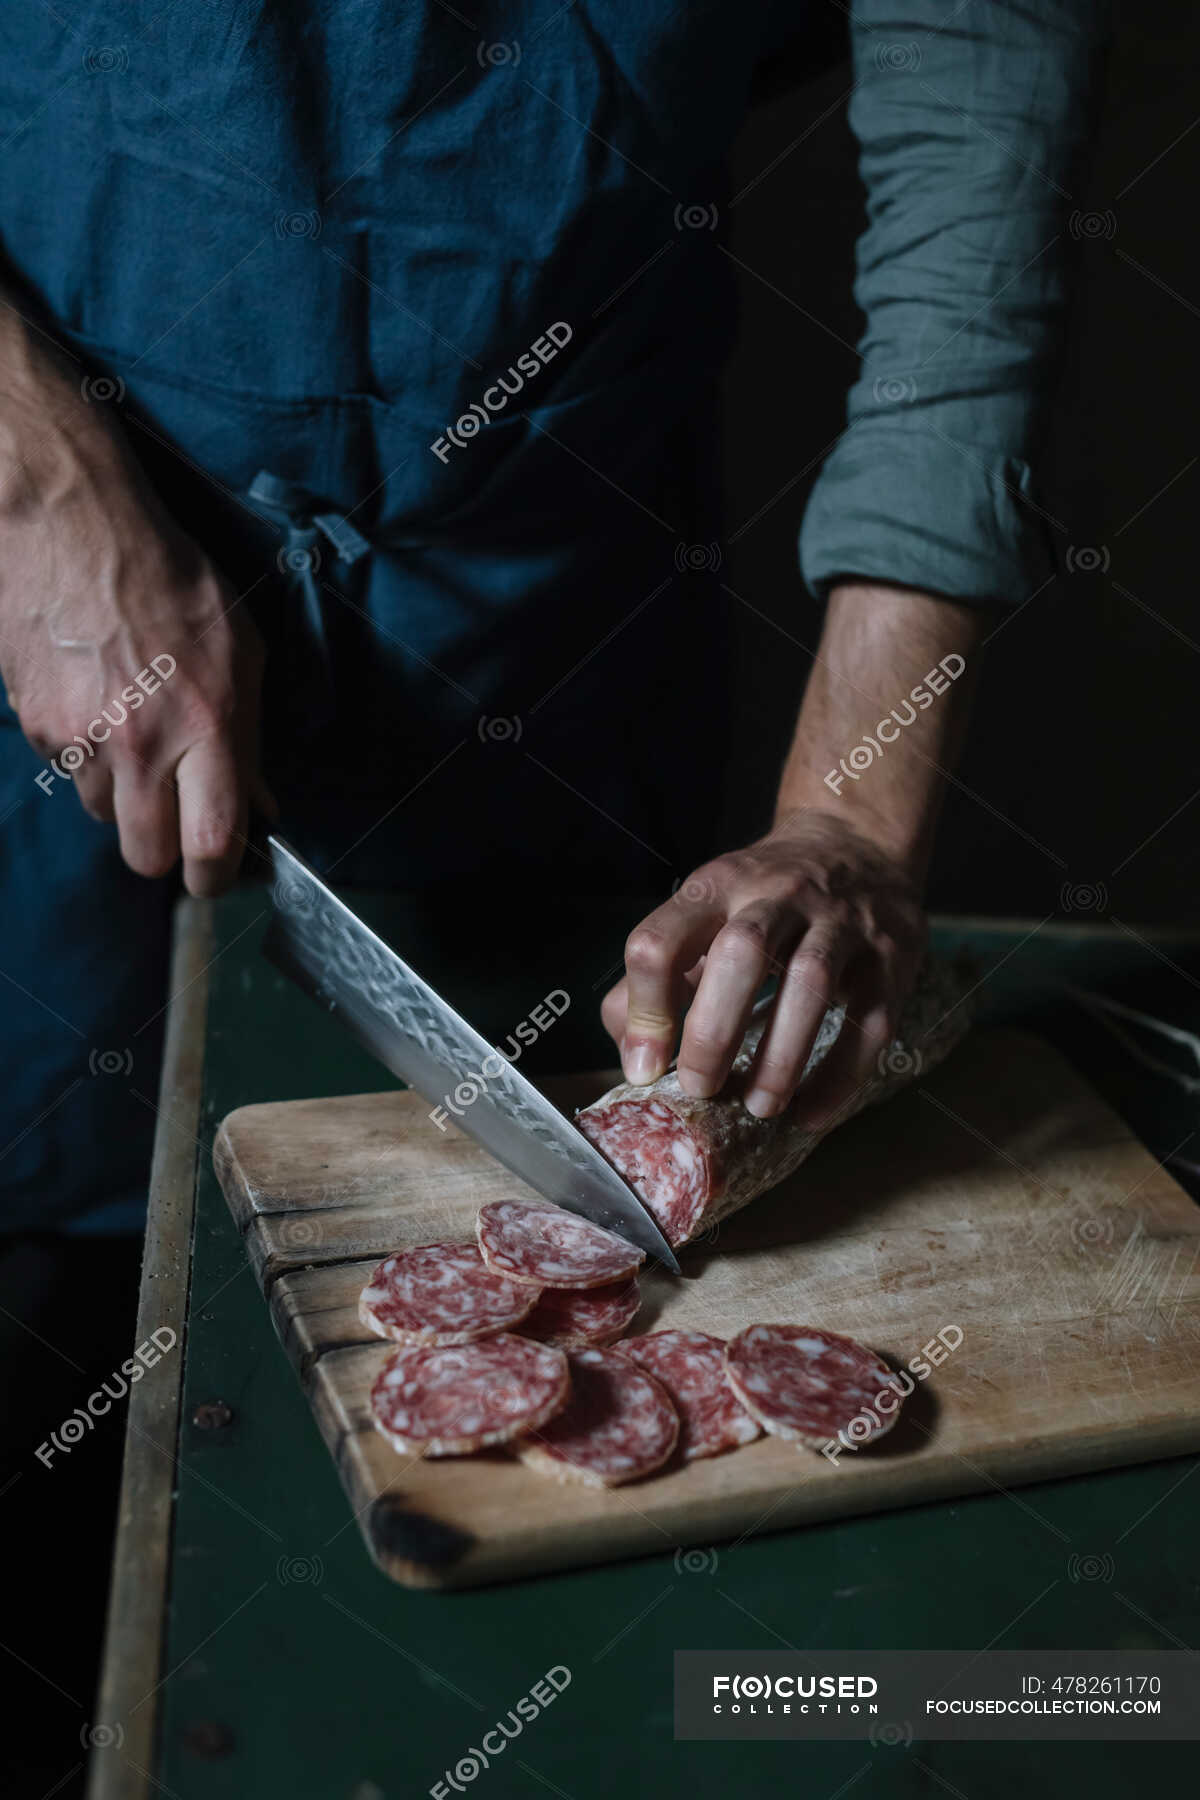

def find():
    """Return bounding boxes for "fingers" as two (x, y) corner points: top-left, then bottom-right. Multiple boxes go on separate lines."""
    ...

(613, 827), (926, 1112)
(621, 897), (723, 1084)
(742, 920), (855, 1118)
(786, 956), (898, 1132)
(601, 977), (630, 1050)
(72, 759), (116, 823)
(175, 735), (247, 897)
(602, 961), (704, 1057)
(112, 761), (179, 877)
(676, 901), (802, 1098)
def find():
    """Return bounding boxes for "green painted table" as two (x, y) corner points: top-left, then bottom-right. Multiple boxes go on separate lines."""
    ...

(91, 894), (1200, 1799)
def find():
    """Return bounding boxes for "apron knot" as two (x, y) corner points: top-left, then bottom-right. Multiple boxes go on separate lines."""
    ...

(245, 469), (372, 723)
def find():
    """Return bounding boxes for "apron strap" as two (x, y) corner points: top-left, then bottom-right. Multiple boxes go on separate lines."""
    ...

(245, 469), (373, 722)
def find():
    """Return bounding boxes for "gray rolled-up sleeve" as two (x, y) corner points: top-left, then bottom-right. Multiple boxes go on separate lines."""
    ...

(799, 0), (1108, 608)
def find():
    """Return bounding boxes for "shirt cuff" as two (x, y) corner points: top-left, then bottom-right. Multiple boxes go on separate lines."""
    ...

(798, 417), (1055, 609)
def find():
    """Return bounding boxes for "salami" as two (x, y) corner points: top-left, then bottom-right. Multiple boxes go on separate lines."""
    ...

(517, 1346), (679, 1486)
(359, 1242), (540, 1346)
(724, 1323), (901, 1450)
(577, 957), (969, 1247)
(521, 1277), (641, 1349)
(370, 1334), (569, 1457)
(625, 1329), (760, 1460)
(477, 1199), (644, 1288)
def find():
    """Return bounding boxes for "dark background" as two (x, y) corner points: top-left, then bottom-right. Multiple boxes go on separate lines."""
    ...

(5, 5), (1199, 1796)
(721, 4), (1198, 925)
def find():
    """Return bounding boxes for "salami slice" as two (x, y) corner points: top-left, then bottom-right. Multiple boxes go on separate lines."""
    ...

(370, 1334), (569, 1457)
(577, 957), (969, 1246)
(625, 1329), (760, 1460)
(476, 1199), (644, 1288)
(517, 1346), (679, 1486)
(358, 1242), (540, 1346)
(724, 1323), (901, 1451)
(521, 1277), (641, 1349)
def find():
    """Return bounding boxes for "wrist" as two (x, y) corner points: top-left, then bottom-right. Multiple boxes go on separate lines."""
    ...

(1, 305), (123, 495)
(770, 581), (988, 885)
(770, 789), (934, 886)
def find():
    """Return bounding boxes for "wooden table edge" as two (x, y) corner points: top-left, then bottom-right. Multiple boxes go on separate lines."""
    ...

(87, 897), (214, 1800)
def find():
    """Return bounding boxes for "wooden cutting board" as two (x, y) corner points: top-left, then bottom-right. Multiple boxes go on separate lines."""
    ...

(213, 1028), (1200, 1589)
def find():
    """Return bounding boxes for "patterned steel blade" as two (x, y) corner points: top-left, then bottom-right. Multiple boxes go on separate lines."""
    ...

(262, 837), (680, 1273)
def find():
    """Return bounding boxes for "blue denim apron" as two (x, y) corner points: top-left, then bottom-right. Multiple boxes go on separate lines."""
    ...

(0, 0), (811, 1226)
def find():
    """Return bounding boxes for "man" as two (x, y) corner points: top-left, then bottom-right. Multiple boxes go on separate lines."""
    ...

(0, 2), (1103, 1233)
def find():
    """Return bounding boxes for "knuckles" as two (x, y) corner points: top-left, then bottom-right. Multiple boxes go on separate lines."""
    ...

(713, 913), (772, 960)
(680, 1021), (732, 1063)
(623, 927), (674, 981)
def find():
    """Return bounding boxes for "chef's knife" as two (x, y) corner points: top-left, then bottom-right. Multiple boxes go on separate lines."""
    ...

(262, 836), (681, 1272)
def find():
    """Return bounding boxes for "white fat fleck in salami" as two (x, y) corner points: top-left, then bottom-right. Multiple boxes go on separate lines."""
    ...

(521, 1277), (641, 1349)
(358, 1242), (540, 1346)
(724, 1323), (901, 1452)
(625, 1330), (760, 1460)
(577, 956), (971, 1247)
(517, 1346), (679, 1487)
(370, 1334), (568, 1457)
(476, 1199), (644, 1289)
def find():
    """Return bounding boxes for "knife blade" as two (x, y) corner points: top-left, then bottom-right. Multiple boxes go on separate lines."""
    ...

(261, 836), (681, 1272)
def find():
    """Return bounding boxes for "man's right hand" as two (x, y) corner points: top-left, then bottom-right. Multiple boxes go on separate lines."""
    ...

(0, 298), (269, 895)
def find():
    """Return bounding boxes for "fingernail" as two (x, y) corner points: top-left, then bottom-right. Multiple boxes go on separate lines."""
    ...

(745, 1087), (781, 1119)
(623, 1043), (663, 1086)
(676, 1067), (717, 1100)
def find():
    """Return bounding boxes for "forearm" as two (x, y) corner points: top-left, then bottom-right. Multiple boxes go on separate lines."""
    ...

(0, 285), (139, 552)
(773, 581), (988, 883)
(0, 282), (266, 895)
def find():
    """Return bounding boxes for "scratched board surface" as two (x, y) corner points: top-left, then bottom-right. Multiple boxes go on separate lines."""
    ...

(212, 1027), (1200, 1589)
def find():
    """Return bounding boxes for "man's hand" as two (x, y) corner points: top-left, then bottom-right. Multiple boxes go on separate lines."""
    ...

(603, 810), (925, 1124)
(0, 298), (268, 895)
(605, 580), (988, 1125)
